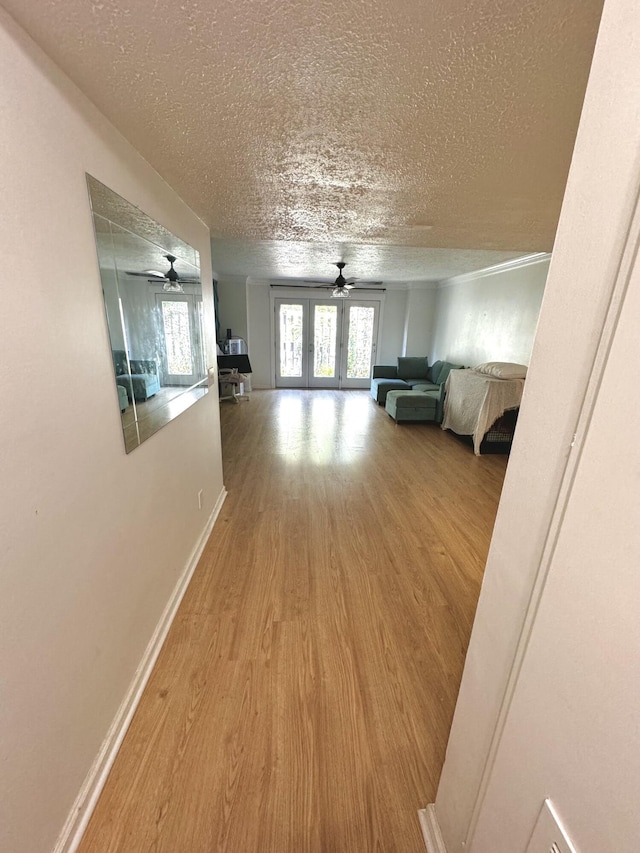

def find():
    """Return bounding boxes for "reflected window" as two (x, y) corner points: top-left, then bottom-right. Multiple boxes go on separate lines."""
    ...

(161, 300), (193, 376)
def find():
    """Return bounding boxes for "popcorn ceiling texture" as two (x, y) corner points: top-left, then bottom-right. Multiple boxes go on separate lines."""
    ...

(5, 0), (603, 279)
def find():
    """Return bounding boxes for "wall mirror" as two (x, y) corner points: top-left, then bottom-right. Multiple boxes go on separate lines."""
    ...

(87, 174), (207, 453)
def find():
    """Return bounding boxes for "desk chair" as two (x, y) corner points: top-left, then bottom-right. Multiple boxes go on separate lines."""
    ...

(218, 354), (252, 403)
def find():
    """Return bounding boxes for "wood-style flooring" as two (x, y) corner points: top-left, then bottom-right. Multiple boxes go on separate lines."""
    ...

(78, 389), (508, 853)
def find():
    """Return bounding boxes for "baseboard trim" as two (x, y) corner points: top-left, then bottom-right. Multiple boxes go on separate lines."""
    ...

(53, 487), (227, 853)
(419, 804), (448, 853)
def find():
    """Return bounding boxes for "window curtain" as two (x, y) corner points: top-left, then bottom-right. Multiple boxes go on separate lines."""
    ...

(213, 279), (221, 348)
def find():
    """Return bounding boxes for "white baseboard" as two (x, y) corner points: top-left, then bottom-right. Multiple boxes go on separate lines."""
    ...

(419, 804), (448, 853)
(53, 487), (227, 853)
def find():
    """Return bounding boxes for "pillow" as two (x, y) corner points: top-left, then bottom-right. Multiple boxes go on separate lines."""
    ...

(474, 361), (528, 379)
(397, 356), (429, 380)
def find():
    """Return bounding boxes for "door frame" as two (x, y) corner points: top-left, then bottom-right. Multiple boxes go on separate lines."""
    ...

(270, 287), (385, 389)
(428, 8), (640, 849)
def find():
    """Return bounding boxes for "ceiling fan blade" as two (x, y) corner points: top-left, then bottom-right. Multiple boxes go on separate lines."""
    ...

(344, 283), (355, 289)
(345, 277), (358, 284)
(126, 271), (201, 284)
(126, 270), (166, 279)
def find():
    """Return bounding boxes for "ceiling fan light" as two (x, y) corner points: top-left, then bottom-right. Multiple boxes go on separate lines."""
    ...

(163, 280), (184, 293)
(332, 286), (349, 298)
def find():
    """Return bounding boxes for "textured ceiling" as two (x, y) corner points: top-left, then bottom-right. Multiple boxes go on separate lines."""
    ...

(4, 0), (603, 282)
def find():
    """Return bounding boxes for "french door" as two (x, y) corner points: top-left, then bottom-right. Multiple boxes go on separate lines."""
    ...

(155, 293), (202, 386)
(275, 297), (379, 389)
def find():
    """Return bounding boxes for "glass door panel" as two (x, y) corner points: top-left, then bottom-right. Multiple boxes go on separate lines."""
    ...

(341, 301), (380, 388)
(313, 305), (337, 377)
(279, 302), (304, 377)
(276, 300), (309, 387)
(309, 302), (340, 388)
(346, 305), (375, 378)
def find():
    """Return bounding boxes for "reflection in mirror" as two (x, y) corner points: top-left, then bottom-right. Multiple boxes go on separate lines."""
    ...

(87, 175), (208, 453)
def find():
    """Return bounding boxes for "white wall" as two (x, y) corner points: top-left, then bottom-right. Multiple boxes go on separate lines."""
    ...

(377, 288), (407, 363)
(400, 285), (438, 356)
(246, 280), (273, 387)
(118, 277), (162, 364)
(473, 256), (640, 851)
(0, 11), (224, 853)
(215, 274), (248, 345)
(431, 257), (549, 367)
(431, 1), (640, 850)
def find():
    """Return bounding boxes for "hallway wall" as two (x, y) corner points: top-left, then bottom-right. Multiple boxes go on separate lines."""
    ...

(0, 11), (224, 853)
(432, 1), (640, 850)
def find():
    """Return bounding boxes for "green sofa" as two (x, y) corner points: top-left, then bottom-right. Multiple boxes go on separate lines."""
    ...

(370, 356), (435, 404)
(370, 358), (462, 423)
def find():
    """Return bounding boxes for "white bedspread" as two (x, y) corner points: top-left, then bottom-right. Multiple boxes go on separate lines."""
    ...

(442, 369), (524, 454)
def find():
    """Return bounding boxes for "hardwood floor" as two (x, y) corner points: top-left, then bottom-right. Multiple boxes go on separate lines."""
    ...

(77, 389), (508, 852)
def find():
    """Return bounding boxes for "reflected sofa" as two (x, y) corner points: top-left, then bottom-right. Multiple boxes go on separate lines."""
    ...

(112, 350), (161, 403)
(117, 384), (129, 412)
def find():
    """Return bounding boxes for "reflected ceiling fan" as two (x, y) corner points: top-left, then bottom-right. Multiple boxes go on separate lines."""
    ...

(126, 254), (200, 293)
(304, 262), (383, 298)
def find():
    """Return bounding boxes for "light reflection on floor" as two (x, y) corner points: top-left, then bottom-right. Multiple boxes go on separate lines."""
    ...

(275, 390), (374, 465)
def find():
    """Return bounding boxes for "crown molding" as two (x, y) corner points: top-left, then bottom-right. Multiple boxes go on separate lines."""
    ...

(244, 257), (550, 291)
(436, 252), (551, 289)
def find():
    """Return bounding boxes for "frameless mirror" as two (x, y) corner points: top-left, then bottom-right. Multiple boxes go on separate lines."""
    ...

(87, 174), (207, 453)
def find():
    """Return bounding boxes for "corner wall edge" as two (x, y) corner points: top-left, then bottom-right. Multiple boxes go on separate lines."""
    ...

(419, 804), (449, 853)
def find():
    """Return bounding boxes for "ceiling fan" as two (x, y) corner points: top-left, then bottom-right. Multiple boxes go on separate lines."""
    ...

(126, 254), (200, 292)
(304, 262), (383, 297)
